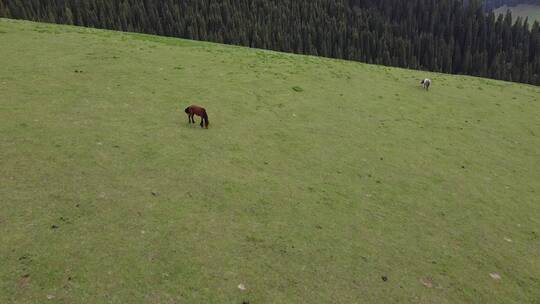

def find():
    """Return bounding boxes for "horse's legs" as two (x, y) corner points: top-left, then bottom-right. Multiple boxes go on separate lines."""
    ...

(200, 117), (204, 128)
(190, 114), (195, 123)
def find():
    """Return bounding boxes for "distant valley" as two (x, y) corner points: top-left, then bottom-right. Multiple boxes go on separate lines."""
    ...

(494, 4), (540, 23)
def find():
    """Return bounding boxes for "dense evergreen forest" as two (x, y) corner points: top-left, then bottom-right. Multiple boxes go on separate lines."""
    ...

(1, 0), (539, 85)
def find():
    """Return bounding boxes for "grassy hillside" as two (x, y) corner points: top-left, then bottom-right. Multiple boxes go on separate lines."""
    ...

(495, 4), (540, 24)
(1, 19), (539, 303)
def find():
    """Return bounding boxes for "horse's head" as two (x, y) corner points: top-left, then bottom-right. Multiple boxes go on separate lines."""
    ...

(184, 107), (190, 114)
(420, 79), (425, 84)
(204, 116), (209, 129)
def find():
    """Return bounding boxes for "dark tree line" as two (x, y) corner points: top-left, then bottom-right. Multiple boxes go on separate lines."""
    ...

(1, 0), (539, 85)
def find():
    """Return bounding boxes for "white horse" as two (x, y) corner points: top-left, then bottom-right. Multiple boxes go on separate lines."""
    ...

(421, 78), (431, 91)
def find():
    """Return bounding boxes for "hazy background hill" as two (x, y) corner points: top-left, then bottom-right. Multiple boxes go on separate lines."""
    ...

(484, 0), (540, 11)
(485, 0), (540, 25)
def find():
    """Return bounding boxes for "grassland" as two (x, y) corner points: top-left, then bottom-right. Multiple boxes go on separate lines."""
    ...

(495, 4), (540, 24)
(1, 18), (539, 303)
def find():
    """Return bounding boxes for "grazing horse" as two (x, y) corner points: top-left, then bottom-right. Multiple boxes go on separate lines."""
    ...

(421, 78), (432, 91)
(184, 105), (209, 128)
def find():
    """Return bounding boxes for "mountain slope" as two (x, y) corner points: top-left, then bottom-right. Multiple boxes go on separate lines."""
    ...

(2, 0), (540, 86)
(1, 19), (539, 303)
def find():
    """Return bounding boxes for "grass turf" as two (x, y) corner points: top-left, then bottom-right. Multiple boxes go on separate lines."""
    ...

(1, 18), (539, 303)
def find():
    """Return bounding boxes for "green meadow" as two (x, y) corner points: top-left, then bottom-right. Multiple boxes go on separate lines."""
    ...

(1, 19), (539, 303)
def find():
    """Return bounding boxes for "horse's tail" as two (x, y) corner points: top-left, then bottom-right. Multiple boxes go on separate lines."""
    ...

(202, 110), (209, 128)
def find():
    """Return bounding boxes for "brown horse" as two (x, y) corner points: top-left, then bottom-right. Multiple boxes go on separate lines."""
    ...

(184, 105), (209, 128)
